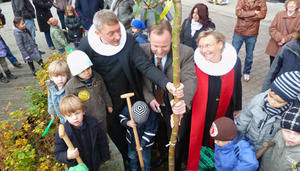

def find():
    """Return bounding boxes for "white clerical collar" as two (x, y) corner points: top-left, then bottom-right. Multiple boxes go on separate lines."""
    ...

(194, 43), (237, 76)
(88, 22), (127, 56)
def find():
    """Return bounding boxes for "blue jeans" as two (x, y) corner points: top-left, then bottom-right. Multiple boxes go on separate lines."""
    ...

(44, 31), (54, 48)
(1, 38), (18, 64)
(57, 10), (66, 29)
(24, 19), (36, 42)
(128, 145), (151, 171)
(232, 34), (257, 74)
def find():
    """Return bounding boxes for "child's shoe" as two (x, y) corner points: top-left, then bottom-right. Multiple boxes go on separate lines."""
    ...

(5, 70), (18, 79)
(0, 73), (9, 83)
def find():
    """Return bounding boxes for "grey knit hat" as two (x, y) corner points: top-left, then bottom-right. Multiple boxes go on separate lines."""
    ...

(132, 101), (150, 124)
(281, 101), (300, 133)
(270, 71), (300, 102)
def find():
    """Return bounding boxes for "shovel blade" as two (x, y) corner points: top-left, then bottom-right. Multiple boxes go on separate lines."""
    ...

(69, 163), (89, 171)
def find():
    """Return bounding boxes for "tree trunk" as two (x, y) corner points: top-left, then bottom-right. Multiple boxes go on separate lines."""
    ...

(168, 0), (182, 171)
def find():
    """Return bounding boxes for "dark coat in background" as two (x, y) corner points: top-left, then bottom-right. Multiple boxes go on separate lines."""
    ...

(180, 18), (215, 50)
(33, 0), (53, 32)
(65, 15), (82, 42)
(75, 0), (104, 30)
(11, 0), (36, 19)
(262, 38), (300, 91)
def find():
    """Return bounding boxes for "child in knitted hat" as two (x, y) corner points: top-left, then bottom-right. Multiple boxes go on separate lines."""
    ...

(236, 71), (300, 152)
(210, 117), (258, 171)
(48, 17), (67, 53)
(119, 101), (158, 171)
(65, 50), (113, 134)
(260, 100), (300, 171)
(131, 19), (148, 44)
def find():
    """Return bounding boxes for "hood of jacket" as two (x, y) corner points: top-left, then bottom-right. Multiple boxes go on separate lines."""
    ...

(286, 38), (300, 57)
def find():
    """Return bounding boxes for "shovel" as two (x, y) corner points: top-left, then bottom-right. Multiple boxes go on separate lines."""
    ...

(58, 124), (89, 171)
(121, 92), (145, 171)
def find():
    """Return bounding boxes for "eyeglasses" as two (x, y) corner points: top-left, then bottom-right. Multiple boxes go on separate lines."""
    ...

(198, 44), (215, 49)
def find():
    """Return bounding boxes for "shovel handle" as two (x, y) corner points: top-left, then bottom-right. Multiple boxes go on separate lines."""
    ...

(121, 93), (145, 168)
(58, 124), (84, 164)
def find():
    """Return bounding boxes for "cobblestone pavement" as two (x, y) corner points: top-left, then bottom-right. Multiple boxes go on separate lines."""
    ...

(0, 0), (284, 121)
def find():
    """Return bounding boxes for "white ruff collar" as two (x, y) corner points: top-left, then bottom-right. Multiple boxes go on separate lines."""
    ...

(194, 43), (237, 76)
(88, 22), (127, 56)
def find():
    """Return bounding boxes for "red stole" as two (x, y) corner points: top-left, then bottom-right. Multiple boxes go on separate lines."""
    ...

(187, 65), (235, 170)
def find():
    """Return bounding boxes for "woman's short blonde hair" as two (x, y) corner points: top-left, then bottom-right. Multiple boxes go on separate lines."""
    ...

(197, 30), (225, 47)
(59, 95), (85, 116)
(48, 60), (71, 78)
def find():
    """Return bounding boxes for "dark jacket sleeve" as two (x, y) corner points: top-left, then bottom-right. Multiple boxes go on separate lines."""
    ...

(54, 131), (77, 166)
(234, 57), (242, 111)
(261, 50), (283, 92)
(75, 0), (83, 19)
(96, 123), (110, 162)
(130, 40), (169, 90)
(119, 107), (130, 128)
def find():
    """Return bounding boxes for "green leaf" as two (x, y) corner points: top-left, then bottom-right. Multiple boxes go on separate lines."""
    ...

(154, 10), (160, 25)
(18, 152), (25, 159)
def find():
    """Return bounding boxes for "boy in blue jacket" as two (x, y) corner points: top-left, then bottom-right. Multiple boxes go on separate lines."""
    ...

(210, 117), (258, 171)
(119, 101), (158, 171)
(54, 95), (110, 170)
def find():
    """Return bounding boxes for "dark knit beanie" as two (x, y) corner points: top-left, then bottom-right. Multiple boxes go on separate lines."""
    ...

(210, 117), (237, 141)
(270, 71), (300, 102)
(281, 101), (300, 133)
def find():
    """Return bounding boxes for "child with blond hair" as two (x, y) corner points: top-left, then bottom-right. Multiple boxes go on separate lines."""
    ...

(54, 95), (110, 170)
(47, 60), (71, 123)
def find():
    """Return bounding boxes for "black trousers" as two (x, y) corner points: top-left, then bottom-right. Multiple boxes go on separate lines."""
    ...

(156, 107), (191, 171)
(106, 113), (129, 163)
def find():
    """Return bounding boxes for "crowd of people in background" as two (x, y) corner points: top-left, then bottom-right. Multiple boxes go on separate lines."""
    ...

(0, 0), (299, 170)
